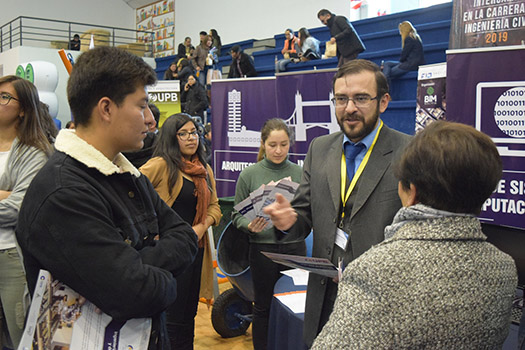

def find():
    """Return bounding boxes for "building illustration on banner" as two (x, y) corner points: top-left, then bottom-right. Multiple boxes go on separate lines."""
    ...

(475, 81), (525, 158)
(227, 89), (338, 148)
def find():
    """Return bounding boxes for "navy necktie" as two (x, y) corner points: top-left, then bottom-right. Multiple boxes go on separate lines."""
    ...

(344, 142), (365, 180)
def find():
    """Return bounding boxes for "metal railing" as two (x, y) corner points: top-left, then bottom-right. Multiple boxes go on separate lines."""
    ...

(0, 16), (155, 57)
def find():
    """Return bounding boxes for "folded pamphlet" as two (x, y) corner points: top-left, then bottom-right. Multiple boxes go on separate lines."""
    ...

(261, 251), (341, 279)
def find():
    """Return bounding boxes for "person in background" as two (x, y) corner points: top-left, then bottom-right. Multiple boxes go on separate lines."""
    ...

(192, 34), (211, 86)
(263, 59), (411, 348)
(318, 9), (365, 67)
(164, 58), (194, 86)
(205, 39), (219, 87)
(298, 27), (321, 62)
(69, 34), (80, 51)
(275, 28), (299, 73)
(65, 120), (75, 129)
(209, 29), (222, 57)
(123, 103), (160, 168)
(140, 113), (221, 350)
(382, 21), (425, 84)
(164, 61), (178, 80)
(181, 75), (208, 119)
(312, 121), (517, 349)
(203, 123), (212, 166)
(232, 119), (305, 350)
(176, 58), (195, 87)
(0, 75), (56, 350)
(198, 31), (207, 45)
(228, 45), (257, 78)
(16, 47), (198, 350)
(177, 36), (194, 61)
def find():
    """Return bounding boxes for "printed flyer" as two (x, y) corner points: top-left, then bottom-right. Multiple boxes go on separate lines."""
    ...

(19, 270), (151, 350)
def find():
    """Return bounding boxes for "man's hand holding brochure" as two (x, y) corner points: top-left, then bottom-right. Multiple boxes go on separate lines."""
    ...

(233, 176), (343, 281)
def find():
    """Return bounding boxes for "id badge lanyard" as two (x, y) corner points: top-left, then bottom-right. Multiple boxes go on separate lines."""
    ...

(339, 120), (383, 228)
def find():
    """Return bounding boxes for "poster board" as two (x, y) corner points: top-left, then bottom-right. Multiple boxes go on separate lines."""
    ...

(446, 46), (525, 230)
(148, 80), (181, 127)
(449, 0), (525, 49)
(415, 63), (447, 133)
(210, 70), (337, 197)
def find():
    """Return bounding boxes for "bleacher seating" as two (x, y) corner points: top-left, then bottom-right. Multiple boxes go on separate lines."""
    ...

(154, 2), (452, 134)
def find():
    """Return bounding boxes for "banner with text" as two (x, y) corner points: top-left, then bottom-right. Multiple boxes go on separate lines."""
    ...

(416, 63), (447, 134)
(210, 70), (338, 197)
(449, 0), (525, 50)
(446, 47), (525, 229)
(148, 80), (181, 127)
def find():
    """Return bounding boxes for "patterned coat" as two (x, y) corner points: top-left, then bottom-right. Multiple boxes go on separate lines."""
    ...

(312, 214), (517, 349)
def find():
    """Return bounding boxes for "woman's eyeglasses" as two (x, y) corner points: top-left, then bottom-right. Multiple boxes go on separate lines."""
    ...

(177, 130), (199, 141)
(0, 93), (19, 106)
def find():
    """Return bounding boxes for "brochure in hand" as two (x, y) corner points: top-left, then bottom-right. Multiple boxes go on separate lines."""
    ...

(233, 177), (299, 229)
(261, 251), (342, 279)
(18, 269), (151, 350)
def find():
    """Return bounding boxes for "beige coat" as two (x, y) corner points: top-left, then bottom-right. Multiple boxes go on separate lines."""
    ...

(140, 156), (222, 299)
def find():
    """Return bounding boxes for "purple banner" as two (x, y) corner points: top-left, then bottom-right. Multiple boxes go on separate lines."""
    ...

(447, 47), (525, 230)
(450, 0), (525, 50)
(210, 70), (338, 197)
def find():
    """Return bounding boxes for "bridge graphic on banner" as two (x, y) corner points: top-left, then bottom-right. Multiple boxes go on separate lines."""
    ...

(227, 89), (338, 148)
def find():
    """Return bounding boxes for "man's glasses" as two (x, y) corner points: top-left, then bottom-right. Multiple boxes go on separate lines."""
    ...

(177, 130), (199, 141)
(331, 95), (378, 108)
(0, 93), (19, 106)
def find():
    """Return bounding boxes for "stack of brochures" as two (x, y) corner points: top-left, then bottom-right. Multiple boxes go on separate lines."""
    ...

(19, 270), (151, 350)
(233, 177), (299, 229)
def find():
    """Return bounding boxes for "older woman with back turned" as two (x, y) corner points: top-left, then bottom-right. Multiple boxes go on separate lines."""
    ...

(140, 113), (221, 350)
(232, 118), (305, 350)
(0, 75), (56, 349)
(312, 121), (517, 349)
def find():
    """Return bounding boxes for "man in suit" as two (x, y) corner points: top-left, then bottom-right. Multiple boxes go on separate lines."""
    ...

(318, 9), (365, 67)
(265, 59), (411, 348)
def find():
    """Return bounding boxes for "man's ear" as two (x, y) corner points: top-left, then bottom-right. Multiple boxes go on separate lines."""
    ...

(96, 97), (113, 123)
(379, 93), (390, 114)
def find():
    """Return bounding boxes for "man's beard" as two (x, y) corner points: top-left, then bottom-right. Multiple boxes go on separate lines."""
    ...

(337, 103), (380, 142)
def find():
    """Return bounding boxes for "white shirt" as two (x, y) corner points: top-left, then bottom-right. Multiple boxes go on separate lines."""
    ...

(0, 148), (14, 249)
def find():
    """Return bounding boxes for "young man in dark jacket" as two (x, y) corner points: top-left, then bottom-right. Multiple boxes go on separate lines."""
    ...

(16, 46), (198, 350)
(318, 9), (366, 67)
(228, 44), (257, 78)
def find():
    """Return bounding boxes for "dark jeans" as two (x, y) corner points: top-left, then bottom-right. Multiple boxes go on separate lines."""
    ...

(519, 307), (525, 350)
(249, 241), (306, 350)
(337, 52), (359, 67)
(382, 61), (409, 80)
(166, 247), (204, 350)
